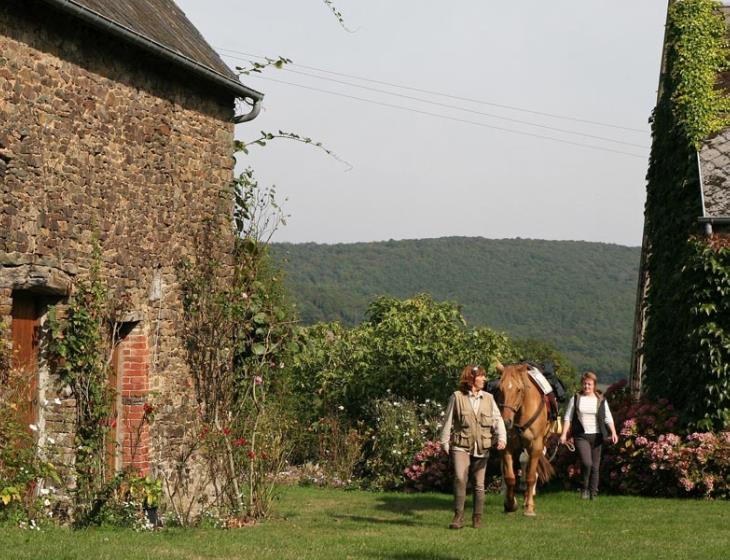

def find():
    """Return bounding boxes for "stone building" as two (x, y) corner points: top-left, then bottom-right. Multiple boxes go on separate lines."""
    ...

(1, 0), (262, 475)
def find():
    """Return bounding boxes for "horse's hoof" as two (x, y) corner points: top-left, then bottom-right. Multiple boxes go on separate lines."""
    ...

(523, 510), (536, 517)
(504, 503), (519, 514)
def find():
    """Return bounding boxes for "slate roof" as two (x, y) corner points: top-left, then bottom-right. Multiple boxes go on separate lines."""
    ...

(40, 0), (262, 101)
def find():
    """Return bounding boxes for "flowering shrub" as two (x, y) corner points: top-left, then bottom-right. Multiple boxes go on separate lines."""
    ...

(606, 428), (730, 498)
(361, 395), (448, 490)
(362, 398), (422, 490)
(403, 441), (450, 492)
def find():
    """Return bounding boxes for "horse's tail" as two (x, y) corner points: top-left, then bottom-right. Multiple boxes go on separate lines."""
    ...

(537, 452), (555, 483)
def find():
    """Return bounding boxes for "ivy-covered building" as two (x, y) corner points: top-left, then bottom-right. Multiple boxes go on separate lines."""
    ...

(0, 0), (262, 478)
(631, 0), (730, 430)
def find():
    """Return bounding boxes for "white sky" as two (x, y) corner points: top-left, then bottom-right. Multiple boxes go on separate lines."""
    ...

(175, 0), (668, 246)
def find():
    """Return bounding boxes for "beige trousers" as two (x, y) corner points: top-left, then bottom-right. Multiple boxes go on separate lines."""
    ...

(452, 450), (488, 515)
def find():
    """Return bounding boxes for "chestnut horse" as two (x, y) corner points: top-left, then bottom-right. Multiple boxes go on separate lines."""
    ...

(496, 362), (555, 516)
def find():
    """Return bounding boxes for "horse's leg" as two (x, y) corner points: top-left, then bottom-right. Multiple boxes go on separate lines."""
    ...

(501, 449), (518, 513)
(518, 450), (528, 492)
(523, 443), (542, 517)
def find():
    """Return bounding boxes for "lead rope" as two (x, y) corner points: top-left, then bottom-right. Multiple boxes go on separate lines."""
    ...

(546, 417), (575, 462)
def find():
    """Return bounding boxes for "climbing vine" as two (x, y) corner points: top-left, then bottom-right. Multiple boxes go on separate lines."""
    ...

(666, 0), (730, 147)
(47, 251), (118, 524)
(643, 0), (730, 430)
(680, 240), (730, 429)
(174, 169), (298, 522)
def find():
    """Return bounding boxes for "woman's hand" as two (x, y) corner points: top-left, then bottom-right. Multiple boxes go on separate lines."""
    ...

(496, 440), (506, 451)
(610, 432), (619, 445)
(560, 420), (571, 446)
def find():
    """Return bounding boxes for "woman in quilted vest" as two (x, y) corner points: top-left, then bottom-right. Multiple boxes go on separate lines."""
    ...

(439, 365), (506, 529)
(559, 371), (619, 500)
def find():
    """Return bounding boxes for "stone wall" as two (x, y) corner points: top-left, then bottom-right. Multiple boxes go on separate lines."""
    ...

(0, 2), (238, 475)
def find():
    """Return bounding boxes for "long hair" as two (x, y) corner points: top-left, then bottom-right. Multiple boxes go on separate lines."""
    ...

(458, 364), (485, 394)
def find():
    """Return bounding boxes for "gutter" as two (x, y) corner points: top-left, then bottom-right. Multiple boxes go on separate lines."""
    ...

(39, 0), (264, 122)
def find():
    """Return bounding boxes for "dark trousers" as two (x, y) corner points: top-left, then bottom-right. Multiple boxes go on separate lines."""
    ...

(575, 434), (603, 494)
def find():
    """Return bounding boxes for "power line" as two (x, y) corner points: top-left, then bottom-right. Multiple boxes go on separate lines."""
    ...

(244, 73), (648, 160)
(217, 47), (648, 134)
(222, 53), (647, 150)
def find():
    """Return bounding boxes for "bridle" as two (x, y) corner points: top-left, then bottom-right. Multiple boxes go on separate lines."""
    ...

(497, 369), (524, 416)
(499, 400), (522, 416)
(498, 367), (544, 435)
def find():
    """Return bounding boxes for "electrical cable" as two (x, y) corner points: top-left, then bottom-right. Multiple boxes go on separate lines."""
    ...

(245, 73), (648, 159)
(217, 47), (648, 134)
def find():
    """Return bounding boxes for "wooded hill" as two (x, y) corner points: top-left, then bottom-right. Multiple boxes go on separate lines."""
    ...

(271, 237), (640, 382)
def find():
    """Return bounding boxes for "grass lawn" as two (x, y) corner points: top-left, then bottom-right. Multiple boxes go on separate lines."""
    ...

(2, 486), (728, 560)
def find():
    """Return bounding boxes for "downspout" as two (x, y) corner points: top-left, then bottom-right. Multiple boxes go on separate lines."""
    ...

(234, 98), (262, 124)
(697, 151), (712, 235)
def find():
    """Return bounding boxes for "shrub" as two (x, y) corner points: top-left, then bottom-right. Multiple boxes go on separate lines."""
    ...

(310, 415), (366, 486)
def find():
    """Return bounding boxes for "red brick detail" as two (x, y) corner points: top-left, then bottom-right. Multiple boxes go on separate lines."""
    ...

(117, 331), (151, 474)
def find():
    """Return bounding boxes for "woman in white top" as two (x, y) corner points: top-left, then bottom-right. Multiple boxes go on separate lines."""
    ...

(559, 371), (618, 500)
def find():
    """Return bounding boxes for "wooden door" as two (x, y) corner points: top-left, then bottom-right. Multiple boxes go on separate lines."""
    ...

(11, 292), (41, 430)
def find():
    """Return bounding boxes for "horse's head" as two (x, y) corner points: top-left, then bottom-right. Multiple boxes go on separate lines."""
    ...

(497, 363), (529, 430)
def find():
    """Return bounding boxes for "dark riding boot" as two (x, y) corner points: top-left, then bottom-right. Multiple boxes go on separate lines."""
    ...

(449, 494), (465, 529)
(472, 489), (484, 528)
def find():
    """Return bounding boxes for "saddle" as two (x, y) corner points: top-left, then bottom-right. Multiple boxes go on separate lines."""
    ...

(525, 365), (560, 423)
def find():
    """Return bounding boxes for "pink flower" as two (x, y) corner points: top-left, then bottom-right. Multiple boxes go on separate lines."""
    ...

(254, 376), (263, 386)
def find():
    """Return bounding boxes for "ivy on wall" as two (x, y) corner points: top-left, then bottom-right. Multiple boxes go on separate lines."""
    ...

(668, 0), (730, 147)
(47, 253), (118, 524)
(643, 0), (730, 430)
(681, 240), (730, 429)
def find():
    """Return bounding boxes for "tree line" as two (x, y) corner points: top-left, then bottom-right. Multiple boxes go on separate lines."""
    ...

(271, 237), (640, 382)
